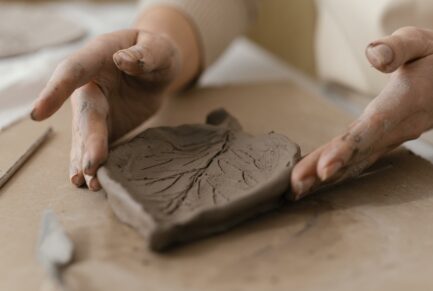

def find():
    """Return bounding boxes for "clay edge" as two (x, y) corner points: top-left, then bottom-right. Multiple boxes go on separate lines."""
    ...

(98, 167), (157, 244)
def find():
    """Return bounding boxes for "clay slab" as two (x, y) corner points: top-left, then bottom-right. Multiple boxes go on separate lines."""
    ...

(98, 109), (300, 250)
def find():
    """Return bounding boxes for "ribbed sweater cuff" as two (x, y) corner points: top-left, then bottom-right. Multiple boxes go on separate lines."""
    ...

(138, 0), (258, 68)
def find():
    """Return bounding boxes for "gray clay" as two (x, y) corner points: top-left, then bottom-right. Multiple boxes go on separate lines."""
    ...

(98, 109), (300, 251)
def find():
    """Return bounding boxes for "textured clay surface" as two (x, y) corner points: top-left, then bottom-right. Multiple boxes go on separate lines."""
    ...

(98, 109), (300, 251)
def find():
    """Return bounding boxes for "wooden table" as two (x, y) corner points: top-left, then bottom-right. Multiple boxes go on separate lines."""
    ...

(1, 82), (433, 291)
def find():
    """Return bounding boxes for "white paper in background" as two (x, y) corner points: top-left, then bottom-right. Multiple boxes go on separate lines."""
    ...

(200, 37), (294, 86)
(0, 2), (137, 130)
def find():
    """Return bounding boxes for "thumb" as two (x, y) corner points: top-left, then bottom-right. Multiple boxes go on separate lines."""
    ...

(112, 31), (178, 83)
(366, 26), (433, 73)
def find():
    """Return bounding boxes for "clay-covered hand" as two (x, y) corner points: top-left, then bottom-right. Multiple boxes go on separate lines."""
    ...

(291, 26), (433, 200)
(31, 29), (180, 191)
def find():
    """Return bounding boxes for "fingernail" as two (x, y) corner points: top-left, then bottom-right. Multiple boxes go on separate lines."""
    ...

(30, 109), (37, 121)
(319, 161), (343, 181)
(293, 176), (316, 200)
(116, 51), (135, 63)
(71, 174), (83, 186)
(367, 43), (394, 67)
(89, 177), (101, 191)
(318, 147), (340, 171)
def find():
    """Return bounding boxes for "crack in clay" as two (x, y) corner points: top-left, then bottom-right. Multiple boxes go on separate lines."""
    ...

(238, 149), (263, 169)
(98, 109), (300, 251)
(139, 158), (173, 170)
(182, 152), (210, 166)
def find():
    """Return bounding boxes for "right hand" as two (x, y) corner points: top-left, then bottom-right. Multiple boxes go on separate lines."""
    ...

(31, 29), (181, 191)
(291, 26), (433, 200)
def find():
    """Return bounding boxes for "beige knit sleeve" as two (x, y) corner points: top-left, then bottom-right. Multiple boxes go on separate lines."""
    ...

(139, 0), (259, 68)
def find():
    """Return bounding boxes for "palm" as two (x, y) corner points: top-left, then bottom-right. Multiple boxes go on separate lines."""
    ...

(93, 63), (164, 142)
(32, 29), (179, 190)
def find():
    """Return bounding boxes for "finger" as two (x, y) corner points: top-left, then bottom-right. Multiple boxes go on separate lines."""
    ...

(84, 174), (102, 192)
(331, 149), (386, 184)
(69, 128), (85, 187)
(70, 100), (87, 187)
(113, 31), (177, 83)
(32, 55), (100, 121)
(293, 145), (388, 202)
(315, 109), (424, 184)
(290, 144), (328, 198)
(366, 26), (433, 73)
(290, 179), (322, 201)
(32, 30), (136, 121)
(291, 121), (388, 201)
(71, 83), (109, 183)
(316, 114), (386, 181)
(335, 114), (429, 182)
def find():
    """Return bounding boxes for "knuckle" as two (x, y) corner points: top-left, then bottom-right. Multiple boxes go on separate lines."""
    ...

(56, 59), (85, 87)
(406, 115), (430, 140)
(136, 45), (155, 65)
(393, 26), (429, 44)
(88, 150), (108, 166)
(93, 31), (121, 44)
(95, 29), (136, 44)
(137, 30), (159, 42)
(406, 131), (422, 141)
(368, 112), (387, 125)
(364, 112), (394, 136)
(394, 26), (423, 37)
(93, 33), (111, 42)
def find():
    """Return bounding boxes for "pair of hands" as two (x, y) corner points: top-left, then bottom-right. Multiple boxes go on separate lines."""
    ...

(31, 26), (433, 198)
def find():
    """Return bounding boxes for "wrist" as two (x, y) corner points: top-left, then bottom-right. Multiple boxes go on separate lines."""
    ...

(134, 6), (201, 92)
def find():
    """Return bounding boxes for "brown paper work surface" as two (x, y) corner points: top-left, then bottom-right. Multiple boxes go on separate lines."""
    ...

(1, 82), (433, 291)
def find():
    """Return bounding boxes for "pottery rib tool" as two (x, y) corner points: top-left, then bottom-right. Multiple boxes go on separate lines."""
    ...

(37, 209), (74, 291)
(0, 118), (52, 189)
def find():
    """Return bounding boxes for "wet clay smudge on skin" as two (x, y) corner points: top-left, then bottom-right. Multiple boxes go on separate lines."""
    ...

(98, 109), (300, 251)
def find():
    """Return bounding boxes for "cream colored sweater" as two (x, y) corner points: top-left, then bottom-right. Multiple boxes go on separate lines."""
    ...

(139, 0), (259, 68)
(140, 0), (433, 96)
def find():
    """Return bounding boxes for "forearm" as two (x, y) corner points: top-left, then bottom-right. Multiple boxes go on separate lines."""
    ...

(134, 6), (201, 92)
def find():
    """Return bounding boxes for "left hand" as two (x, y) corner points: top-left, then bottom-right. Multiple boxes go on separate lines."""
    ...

(291, 26), (433, 200)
